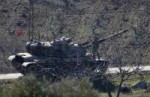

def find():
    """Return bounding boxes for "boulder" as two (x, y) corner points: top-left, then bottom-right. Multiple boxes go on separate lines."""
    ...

(132, 80), (149, 90)
(120, 85), (132, 93)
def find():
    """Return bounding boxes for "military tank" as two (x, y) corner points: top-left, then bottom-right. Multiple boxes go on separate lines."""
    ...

(8, 30), (128, 80)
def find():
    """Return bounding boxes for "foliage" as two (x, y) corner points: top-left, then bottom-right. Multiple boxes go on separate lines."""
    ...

(92, 75), (116, 92)
(0, 75), (100, 97)
(49, 78), (99, 97)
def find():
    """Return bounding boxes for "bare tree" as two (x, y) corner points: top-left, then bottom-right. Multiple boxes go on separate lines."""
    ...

(115, 62), (140, 97)
(109, 30), (142, 97)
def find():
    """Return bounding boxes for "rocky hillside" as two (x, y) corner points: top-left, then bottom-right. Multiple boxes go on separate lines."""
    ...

(0, 0), (149, 73)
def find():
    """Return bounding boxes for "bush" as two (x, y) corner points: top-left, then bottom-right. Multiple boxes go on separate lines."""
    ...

(0, 75), (49, 97)
(0, 75), (100, 97)
(92, 75), (116, 92)
(49, 78), (99, 97)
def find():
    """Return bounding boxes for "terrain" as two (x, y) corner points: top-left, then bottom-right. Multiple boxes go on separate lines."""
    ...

(0, 0), (150, 73)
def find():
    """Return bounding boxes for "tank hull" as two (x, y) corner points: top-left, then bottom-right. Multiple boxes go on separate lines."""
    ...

(9, 53), (109, 79)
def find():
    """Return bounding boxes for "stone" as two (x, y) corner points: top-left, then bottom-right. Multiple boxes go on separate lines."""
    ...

(120, 84), (132, 93)
(132, 80), (149, 90)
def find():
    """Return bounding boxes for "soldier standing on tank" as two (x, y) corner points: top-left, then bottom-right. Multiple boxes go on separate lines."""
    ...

(92, 36), (100, 59)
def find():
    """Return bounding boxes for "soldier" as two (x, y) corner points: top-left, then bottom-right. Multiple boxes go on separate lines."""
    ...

(92, 36), (100, 59)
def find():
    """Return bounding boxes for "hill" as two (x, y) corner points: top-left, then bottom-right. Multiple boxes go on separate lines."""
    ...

(0, 0), (149, 73)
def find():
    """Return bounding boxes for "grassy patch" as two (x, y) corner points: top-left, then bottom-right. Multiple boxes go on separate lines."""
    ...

(112, 72), (150, 87)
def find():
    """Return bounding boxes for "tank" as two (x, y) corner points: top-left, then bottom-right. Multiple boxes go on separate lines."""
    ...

(8, 30), (128, 80)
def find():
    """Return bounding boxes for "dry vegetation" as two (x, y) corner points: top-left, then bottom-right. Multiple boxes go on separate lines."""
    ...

(0, 0), (149, 73)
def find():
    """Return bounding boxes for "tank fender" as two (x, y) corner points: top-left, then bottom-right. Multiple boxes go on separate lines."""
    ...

(22, 62), (36, 67)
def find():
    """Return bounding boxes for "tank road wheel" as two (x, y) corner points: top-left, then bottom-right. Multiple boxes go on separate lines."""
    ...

(37, 68), (60, 81)
(25, 64), (42, 76)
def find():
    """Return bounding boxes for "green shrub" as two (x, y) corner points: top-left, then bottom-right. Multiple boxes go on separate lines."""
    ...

(0, 75), (50, 97)
(49, 78), (99, 97)
(10, 75), (49, 97)
(0, 75), (100, 97)
(92, 76), (116, 92)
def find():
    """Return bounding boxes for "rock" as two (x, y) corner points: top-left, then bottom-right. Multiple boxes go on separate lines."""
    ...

(120, 84), (132, 93)
(132, 80), (149, 90)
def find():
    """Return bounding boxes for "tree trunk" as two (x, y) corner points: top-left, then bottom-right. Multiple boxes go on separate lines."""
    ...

(107, 90), (112, 97)
(106, 79), (112, 97)
(116, 79), (123, 97)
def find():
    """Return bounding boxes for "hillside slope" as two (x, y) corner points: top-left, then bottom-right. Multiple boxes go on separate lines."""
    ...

(0, 0), (149, 73)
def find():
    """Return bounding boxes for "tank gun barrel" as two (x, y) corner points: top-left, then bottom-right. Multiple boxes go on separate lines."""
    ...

(82, 29), (128, 48)
(97, 29), (128, 42)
